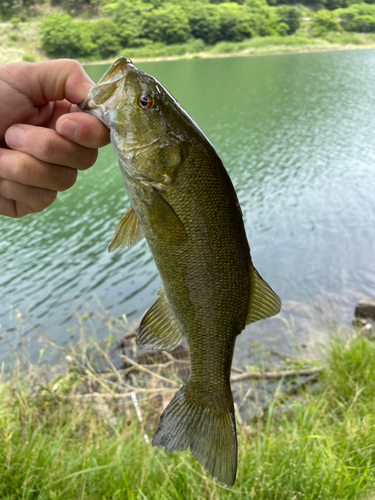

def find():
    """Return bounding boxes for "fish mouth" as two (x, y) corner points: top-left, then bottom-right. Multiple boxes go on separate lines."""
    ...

(79, 57), (134, 125)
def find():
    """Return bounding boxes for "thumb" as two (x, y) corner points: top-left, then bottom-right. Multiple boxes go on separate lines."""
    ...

(18, 59), (94, 106)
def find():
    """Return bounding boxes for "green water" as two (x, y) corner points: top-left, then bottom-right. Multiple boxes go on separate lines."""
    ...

(1, 51), (375, 362)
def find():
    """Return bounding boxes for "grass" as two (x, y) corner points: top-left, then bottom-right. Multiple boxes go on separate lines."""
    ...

(0, 20), (44, 65)
(1, 327), (375, 499)
(120, 39), (205, 60)
(117, 33), (375, 63)
(205, 33), (375, 58)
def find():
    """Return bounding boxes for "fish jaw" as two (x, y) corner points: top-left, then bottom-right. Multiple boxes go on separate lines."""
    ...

(80, 57), (184, 186)
(79, 57), (133, 128)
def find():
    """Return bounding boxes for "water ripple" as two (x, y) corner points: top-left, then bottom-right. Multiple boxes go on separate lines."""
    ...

(1, 51), (375, 361)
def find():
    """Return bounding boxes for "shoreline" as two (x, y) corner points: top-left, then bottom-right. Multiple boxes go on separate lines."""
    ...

(83, 42), (375, 66)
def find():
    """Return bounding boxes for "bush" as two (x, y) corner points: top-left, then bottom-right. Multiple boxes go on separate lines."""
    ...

(337, 3), (375, 31)
(41, 14), (83, 58)
(0, 0), (34, 20)
(277, 21), (289, 35)
(10, 16), (20, 26)
(102, 1), (146, 47)
(187, 1), (282, 44)
(275, 5), (302, 34)
(22, 53), (36, 61)
(41, 15), (104, 58)
(325, 0), (375, 11)
(90, 19), (121, 57)
(141, 5), (191, 44)
(186, 3), (221, 44)
(114, 10), (142, 47)
(246, 0), (280, 36)
(216, 3), (254, 41)
(349, 14), (375, 31)
(187, 2), (264, 44)
(310, 10), (343, 37)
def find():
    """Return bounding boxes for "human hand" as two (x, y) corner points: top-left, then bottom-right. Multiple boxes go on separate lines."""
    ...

(0, 59), (110, 218)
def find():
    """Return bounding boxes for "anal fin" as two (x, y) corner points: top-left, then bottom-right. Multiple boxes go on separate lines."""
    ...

(108, 207), (144, 252)
(138, 290), (183, 351)
(246, 266), (281, 324)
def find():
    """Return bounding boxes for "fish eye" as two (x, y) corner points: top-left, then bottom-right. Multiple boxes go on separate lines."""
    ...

(137, 93), (153, 110)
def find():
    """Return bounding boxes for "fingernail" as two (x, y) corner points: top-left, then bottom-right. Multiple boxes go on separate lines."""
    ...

(6, 127), (24, 149)
(57, 119), (78, 139)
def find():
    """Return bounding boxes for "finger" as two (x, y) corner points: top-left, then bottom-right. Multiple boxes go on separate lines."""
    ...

(4, 125), (98, 170)
(56, 112), (110, 149)
(0, 178), (56, 214)
(0, 195), (34, 218)
(0, 149), (78, 192)
(45, 101), (83, 131)
(7, 59), (94, 109)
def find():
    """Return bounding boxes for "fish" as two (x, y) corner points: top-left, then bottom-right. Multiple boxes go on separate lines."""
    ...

(80, 57), (281, 487)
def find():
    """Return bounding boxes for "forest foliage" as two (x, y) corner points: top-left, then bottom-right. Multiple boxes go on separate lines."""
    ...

(2, 0), (375, 60)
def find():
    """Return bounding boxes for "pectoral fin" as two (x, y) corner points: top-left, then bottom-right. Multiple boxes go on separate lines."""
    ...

(138, 289), (183, 351)
(246, 267), (281, 324)
(108, 207), (144, 252)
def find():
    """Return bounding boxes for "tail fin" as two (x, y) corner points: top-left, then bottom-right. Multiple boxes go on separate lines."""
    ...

(152, 386), (237, 487)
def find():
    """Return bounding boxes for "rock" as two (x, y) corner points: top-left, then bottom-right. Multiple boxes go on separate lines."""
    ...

(361, 323), (375, 340)
(352, 316), (374, 327)
(355, 297), (375, 321)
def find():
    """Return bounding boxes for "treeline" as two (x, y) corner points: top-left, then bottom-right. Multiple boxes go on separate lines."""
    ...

(2, 0), (375, 60)
(2, 0), (375, 20)
(41, 0), (305, 58)
(39, 0), (375, 59)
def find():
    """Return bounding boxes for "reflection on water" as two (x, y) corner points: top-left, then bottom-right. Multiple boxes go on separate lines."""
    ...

(1, 51), (375, 363)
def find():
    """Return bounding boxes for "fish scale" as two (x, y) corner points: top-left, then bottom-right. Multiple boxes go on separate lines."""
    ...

(81, 57), (281, 487)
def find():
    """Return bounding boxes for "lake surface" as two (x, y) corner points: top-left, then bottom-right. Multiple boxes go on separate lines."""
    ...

(1, 50), (375, 364)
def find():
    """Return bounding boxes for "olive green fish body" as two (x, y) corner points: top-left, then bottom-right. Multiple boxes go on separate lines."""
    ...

(81, 58), (281, 487)
(126, 137), (251, 402)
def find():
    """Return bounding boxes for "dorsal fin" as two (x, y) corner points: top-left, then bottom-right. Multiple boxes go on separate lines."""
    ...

(107, 207), (144, 252)
(246, 266), (281, 324)
(138, 289), (184, 351)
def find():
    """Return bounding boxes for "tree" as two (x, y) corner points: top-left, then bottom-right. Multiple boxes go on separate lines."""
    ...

(337, 3), (375, 30)
(310, 10), (343, 37)
(350, 14), (375, 31)
(141, 4), (191, 44)
(186, 3), (221, 44)
(246, 0), (279, 36)
(41, 14), (83, 57)
(275, 5), (302, 34)
(0, 0), (36, 20)
(217, 3), (254, 41)
(91, 19), (122, 57)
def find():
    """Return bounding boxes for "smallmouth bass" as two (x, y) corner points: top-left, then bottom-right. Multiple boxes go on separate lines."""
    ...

(81, 57), (281, 487)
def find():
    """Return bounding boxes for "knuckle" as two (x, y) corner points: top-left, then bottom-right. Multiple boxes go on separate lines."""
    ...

(85, 149), (98, 168)
(66, 59), (84, 73)
(0, 178), (10, 198)
(37, 140), (57, 162)
(74, 147), (97, 170)
(59, 167), (78, 191)
(64, 59), (87, 83)
(34, 189), (57, 211)
(13, 154), (32, 182)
